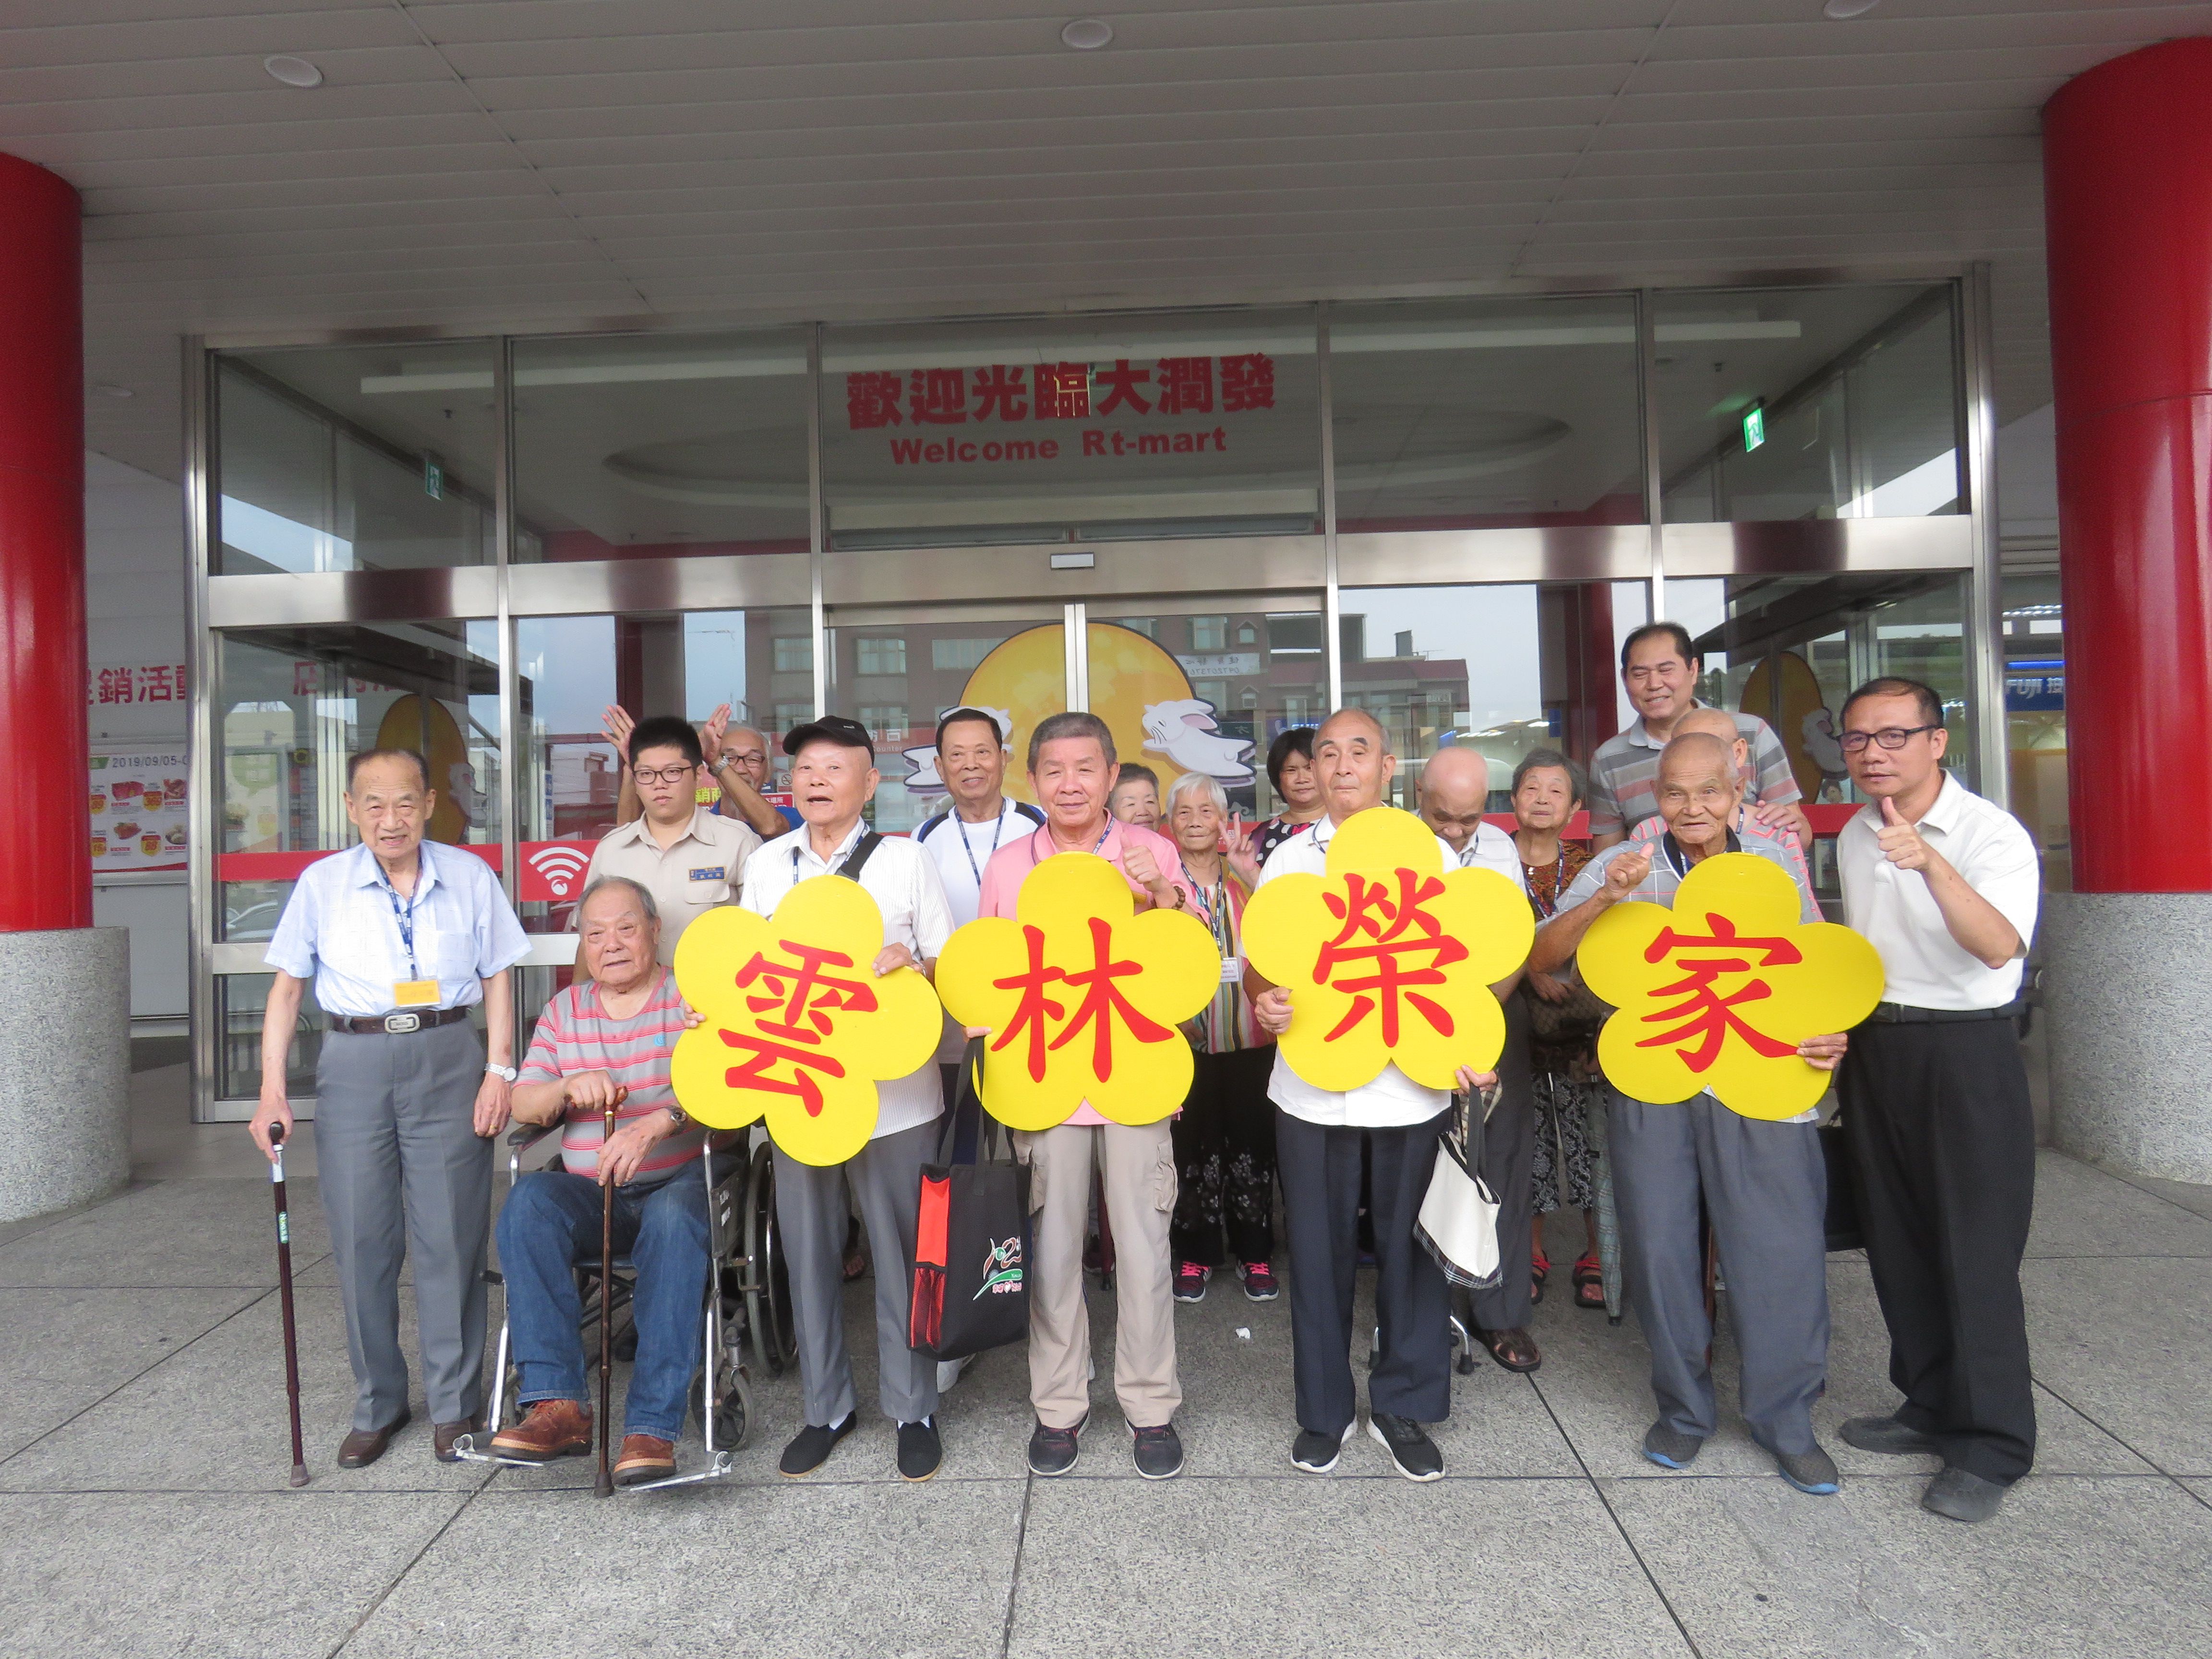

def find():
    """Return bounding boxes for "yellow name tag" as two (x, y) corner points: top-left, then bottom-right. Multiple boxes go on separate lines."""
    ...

(392, 979), (440, 1007)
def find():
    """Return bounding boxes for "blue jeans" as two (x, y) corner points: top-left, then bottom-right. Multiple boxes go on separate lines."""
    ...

(496, 1163), (710, 1441)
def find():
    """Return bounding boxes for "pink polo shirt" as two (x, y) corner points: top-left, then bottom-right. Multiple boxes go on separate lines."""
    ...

(977, 818), (1199, 1128)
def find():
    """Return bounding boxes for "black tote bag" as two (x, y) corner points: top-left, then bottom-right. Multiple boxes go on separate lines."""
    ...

(908, 1038), (1033, 1361)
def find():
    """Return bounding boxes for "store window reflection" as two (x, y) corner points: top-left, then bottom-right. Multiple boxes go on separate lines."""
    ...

(1331, 294), (1645, 531)
(1656, 285), (1960, 524)
(511, 328), (810, 563)
(213, 620), (502, 1097)
(2002, 571), (2068, 890)
(215, 343), (497, 574)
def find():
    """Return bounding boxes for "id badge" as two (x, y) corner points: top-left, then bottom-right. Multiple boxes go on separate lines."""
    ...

(393, 979), (440, 1007)
(1220, 955), (1242, 985)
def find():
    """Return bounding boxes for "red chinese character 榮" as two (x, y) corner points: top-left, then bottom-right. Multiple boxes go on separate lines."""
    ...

(846, 372), (904, 430)
(971, 365), (1029, 422)
(1310, 867), (1469, 1046)
(1093, 359), (1152, 417)
(1154, 356), (1215, 415)
(1034, 362), (1091, 420)
(907, 367), (968, 425)
(1634, 914), (1803, 1072)
(1220, 352), (1276, 413)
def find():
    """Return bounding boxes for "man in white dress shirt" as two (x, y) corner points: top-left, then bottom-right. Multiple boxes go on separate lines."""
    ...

(1830, 678), (2043, 1524)
(1417, 744), (1545, 1373)
(741, 715), (958, 1484)
(251, 748), (529, 1468)
(1248, 710), (1514, 1482)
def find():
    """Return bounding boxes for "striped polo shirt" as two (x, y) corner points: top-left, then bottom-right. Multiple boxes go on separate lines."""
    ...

(1585, 707), (1801, 839)
(517, 969), (705, 1180)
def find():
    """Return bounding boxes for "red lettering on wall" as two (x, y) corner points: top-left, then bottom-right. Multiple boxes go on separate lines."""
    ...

(1082, 430), (1106, 456)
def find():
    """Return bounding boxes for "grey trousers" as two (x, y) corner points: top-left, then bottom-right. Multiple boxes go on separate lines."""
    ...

(1471, 994), (1536, 1333)
(314, 1021), (493, 1432)
(1605, 1088), (1830, 1456)
(773, 1118), (939, 1429)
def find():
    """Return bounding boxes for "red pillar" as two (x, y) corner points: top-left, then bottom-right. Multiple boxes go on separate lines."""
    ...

(2044, 39), (2212, 893)
(0, 155), (87, 930)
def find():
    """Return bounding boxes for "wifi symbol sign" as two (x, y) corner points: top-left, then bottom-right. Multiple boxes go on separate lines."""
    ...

(524, 842), (592, 900)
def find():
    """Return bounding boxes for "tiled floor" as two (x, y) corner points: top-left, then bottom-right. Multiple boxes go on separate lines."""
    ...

(3, 1066), (2207, 1658)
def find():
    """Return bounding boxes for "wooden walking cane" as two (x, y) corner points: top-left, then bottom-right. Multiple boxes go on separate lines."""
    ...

(268, 1123), (309, 1488)
(594, 1086), (626, 1498)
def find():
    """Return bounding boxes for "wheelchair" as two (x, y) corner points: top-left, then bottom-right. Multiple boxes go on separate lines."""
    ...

(452, 1123), (800, 1491)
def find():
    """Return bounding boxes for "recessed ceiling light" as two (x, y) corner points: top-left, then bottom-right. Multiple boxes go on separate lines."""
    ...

(1061, 18), (1114, 50)
(92, 384), (133, 399)
(263, 55), (325, 88)
(1822, 0), (1880, 16)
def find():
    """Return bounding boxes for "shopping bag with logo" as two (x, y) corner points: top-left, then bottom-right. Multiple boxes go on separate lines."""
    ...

(1415, 1084), (1504, 1291)
(909, 1038), (1033, 1360)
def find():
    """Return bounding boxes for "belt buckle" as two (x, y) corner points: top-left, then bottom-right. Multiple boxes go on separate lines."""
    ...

(382, 1012), (421, 1035)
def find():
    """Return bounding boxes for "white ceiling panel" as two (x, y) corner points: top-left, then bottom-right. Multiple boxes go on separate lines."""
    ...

(2, 9), (417, 69)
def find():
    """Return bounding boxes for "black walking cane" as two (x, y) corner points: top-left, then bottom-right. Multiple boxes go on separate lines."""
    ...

(268, 1123), (309, 1488)
(593, 1087), (627, 1499)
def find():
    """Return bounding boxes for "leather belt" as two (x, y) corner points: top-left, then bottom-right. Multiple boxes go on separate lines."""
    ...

(1866, 999), (2024, 1025)
(332, 1007), (472, 1036)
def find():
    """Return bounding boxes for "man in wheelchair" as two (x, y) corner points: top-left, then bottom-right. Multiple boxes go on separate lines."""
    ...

(490, 875), (712, 1487)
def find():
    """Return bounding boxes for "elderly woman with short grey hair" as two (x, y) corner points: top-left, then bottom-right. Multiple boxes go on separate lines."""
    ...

(1163, 771), (1280, 1304)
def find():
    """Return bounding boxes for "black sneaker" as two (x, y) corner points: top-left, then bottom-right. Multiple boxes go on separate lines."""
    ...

(1840, 1414), (1941, 1456)
(1027, 1414), (1085, 1476)
(1131, 1421), (1184, 1479)
(1290, 1419), (1355, 1474)
(1172, 1260), (1210, 1303)
(896, 1416), (941, 1482)
(1642, 1421), (1704, 1470)
(1238, 1261), (1280, 1301)
(778, 1411), (856, 1477)
(1367, 1411), (1444, 1482)
(1922, 1466), (2008, 1523)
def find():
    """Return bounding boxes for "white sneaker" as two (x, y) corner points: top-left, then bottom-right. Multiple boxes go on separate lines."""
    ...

(935, 1355), (971, 1393)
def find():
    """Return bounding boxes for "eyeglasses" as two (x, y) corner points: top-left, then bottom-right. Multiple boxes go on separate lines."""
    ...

(632, 764), (696, 785)
(1838, 723), (1941, 755)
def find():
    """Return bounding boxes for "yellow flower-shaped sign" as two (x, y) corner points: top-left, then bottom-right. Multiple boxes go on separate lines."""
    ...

(1240, 807), (1534, 1092)
(669, 878), (942, 1166)
(935, 853), (1219, 1131)
(1577, 851), (1884, 1120)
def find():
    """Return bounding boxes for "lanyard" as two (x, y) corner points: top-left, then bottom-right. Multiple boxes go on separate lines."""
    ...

(1658, 828), (1741, 882)
(954, 806), (1008, 888)
(1523, 852), (1568, 919)
(1030, 823), (1114, 866)
(375, 863), (422, 980)
(792, 828), (863, 882)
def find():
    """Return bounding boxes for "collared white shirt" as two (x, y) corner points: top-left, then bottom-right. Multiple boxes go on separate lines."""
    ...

(583, 806), (761, 950)
(1258, 813), (1529, 1130)
(264, 840), (530, 1019)
(914, 797), (1047, 929)
(1837, 772), (2039, 1011)
(740, 818), (957, 1142)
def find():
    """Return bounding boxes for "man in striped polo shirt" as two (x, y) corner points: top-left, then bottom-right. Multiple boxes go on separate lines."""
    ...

(490, 876), (712, 1487)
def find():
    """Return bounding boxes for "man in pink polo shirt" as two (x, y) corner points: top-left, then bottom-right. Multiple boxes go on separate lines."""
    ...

(976, 710), (1200, 1481)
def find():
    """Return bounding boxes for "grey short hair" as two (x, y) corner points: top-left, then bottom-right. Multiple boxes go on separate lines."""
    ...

(1317, 705), (1392, 754)
(1510, 747), (1587, 805)
(577, 875), (658, 926)
(1166, 771), (1227, 816)
(1028, 710), (1116, 771)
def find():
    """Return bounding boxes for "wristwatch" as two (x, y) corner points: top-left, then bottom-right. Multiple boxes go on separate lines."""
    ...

(484, 1062), (518, 1082)
(664, 1104), (689, 1130)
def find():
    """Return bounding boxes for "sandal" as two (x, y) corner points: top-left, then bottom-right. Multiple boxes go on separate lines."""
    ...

(1572, 1252), (1605, 1311)
(1531, 1247), (1551, 1285)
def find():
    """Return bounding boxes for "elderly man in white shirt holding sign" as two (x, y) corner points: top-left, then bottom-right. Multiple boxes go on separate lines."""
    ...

(1247, 709), (1518, 1483)
(1830, 677), (2042, 1525)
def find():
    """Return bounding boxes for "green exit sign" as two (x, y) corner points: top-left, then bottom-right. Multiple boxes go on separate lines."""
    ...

(423, 456), (444, 499)
(1742, 406), (1766, 452)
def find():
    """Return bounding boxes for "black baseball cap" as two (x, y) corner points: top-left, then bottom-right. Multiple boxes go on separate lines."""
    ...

(781, 713), (876, 760)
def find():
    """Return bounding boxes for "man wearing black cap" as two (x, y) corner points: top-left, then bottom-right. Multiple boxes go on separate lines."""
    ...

(738, 715), (958, 1481)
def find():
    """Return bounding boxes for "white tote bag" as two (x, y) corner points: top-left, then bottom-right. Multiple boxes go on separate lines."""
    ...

(1415, 1085), (1503, 1291)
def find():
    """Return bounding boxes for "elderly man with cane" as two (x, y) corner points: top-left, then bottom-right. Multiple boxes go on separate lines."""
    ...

(1831, 677), (2043, 1524)
(488, 876), (716, 1488)
(252, 747), (529, 1467)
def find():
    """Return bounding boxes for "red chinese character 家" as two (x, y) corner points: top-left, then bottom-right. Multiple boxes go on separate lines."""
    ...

(1634, 915), (1803, 1072)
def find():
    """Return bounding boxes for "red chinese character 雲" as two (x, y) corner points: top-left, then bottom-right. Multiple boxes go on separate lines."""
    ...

(719, 1030), (845, 1118)
(1034, 362), (1091, 420)
(735, 939), (880, 1044)
(846, 372), (904, 430)
(971, 365), (1029, 422)
(1093, 359), (1152, 417)
(1311, 867), (1469, 1046)
(1634, 914), (1803, 1073)
(908, 367), (968, 425)
(1220, 353), (1276, 413)
(1154, 357), (1214, 415)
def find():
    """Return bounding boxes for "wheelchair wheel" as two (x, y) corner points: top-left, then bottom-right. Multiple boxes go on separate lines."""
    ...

(693, 1351), (753, 1451)
(743, 1142), (797, 1377)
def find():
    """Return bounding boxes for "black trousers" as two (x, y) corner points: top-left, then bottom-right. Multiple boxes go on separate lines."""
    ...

(1471, 993), (1536, 1333)
(1169, 1046), (1279, 1268)
(1276, 1106), (1451, 1436)
(1840, 1018), (2038, 1483)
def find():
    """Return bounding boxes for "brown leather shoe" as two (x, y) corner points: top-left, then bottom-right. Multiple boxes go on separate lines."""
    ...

(613, 1434), (677, 1487)
(433, 1413), (484, 1463)
(337, 1408), (411, 1469)
(488, 1399), (593, 1462)
(1480, 1326), (1542, 1373)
